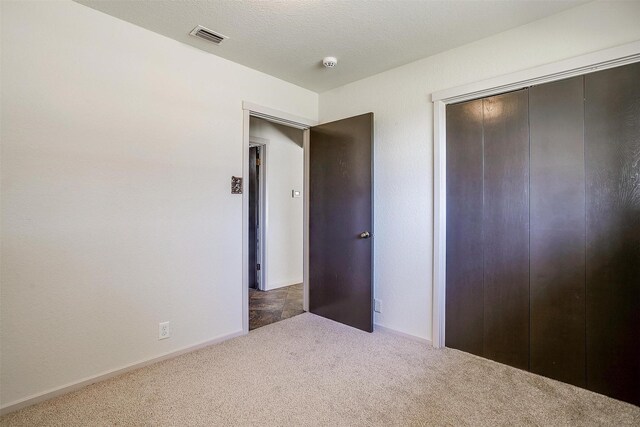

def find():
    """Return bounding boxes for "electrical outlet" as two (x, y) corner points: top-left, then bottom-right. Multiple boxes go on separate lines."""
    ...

(374, 299), (381, 313)
(159, 322), (170, 340)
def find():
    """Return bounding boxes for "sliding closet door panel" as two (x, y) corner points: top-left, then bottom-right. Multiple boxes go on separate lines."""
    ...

(529, 77), (586, 387)
(585, 62), (640, 406)
(482, 90), (530, 370)
(445, 100), (484, 356)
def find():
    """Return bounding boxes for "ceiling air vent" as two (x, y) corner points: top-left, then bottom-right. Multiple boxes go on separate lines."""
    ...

(189, 25), (228, 45)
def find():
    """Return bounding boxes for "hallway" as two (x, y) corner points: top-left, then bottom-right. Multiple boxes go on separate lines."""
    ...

(249, 283), (304, 330)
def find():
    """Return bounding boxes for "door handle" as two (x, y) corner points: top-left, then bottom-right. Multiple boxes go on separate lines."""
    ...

(360, 231), (371, 239)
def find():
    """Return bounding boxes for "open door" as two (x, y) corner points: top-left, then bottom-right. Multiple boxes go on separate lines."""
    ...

(309, 113), (373, 332)
(248, 146), (259, 289)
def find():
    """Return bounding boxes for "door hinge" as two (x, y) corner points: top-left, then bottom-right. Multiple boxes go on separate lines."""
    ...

(256, 158), (261, 166)
(257, 264), (261, 271)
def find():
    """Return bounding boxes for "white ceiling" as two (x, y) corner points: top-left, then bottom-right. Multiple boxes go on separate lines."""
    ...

(75, 0), (586, 93)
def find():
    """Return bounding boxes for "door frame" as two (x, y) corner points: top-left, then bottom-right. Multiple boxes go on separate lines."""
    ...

(431, 40), (640, 348)
(242, 102), (317, 334)
(249, 137), (268, 291)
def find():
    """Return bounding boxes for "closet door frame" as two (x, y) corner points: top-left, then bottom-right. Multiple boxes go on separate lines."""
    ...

(431, 40), (640, 349)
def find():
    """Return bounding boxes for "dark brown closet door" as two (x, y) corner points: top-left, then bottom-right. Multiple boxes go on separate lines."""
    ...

(445, 99), (484, 356)
(585, 62), (640, 406)
(482, 90), (530, 370)
(529, 77), (586, 386)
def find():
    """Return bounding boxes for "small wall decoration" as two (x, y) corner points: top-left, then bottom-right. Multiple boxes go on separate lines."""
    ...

(231, 176), (243, 194)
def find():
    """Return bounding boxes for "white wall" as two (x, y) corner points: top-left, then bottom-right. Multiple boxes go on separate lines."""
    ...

(319, 1), (640, 340)
(249, 118), (304, 290)
(0, 0), (317, 408)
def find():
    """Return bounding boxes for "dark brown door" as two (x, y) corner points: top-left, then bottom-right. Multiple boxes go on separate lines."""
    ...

(445, 91), (530, 370)
(529, 76), (586, 387)
(309, 113), (373, 332)
(585, 62), (640, 406)
(445, 99), (484, 357)
(248, 146), (259, 289)
(482, 90), (530, 370)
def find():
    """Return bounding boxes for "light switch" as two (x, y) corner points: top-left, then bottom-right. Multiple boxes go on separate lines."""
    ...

(292, 190), (301, 198)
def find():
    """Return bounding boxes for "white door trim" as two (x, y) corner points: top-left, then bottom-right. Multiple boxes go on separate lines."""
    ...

(242, 103), (314, 334)
(432, 40), (640, 103)
(302, 129), (310, 312)
(431, 40), (640, 349)
(242, 110), (250, 334)
(242, 101), (317, 129)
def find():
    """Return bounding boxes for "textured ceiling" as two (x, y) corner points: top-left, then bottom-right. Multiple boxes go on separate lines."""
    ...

(75, 0), (586, 93)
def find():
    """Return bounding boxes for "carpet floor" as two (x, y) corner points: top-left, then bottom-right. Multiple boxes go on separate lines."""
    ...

(2, 313), (638, 426)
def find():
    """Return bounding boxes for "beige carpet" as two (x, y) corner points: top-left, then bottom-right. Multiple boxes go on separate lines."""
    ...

(2, 313), (639, 426)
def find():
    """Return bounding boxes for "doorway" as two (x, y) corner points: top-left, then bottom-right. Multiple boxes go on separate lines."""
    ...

(247, 117), (305, 330)
(242, 102), (374, 335)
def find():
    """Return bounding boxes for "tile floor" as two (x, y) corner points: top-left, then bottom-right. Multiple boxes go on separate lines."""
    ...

(249, 283), (304, 330)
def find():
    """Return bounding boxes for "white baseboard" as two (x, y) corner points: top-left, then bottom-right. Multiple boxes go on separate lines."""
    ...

(0, 329), (245, 416)
(374, 324), (432, 346)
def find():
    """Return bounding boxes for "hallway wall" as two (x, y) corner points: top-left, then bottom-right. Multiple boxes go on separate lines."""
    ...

(249, 118), (304, 290)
